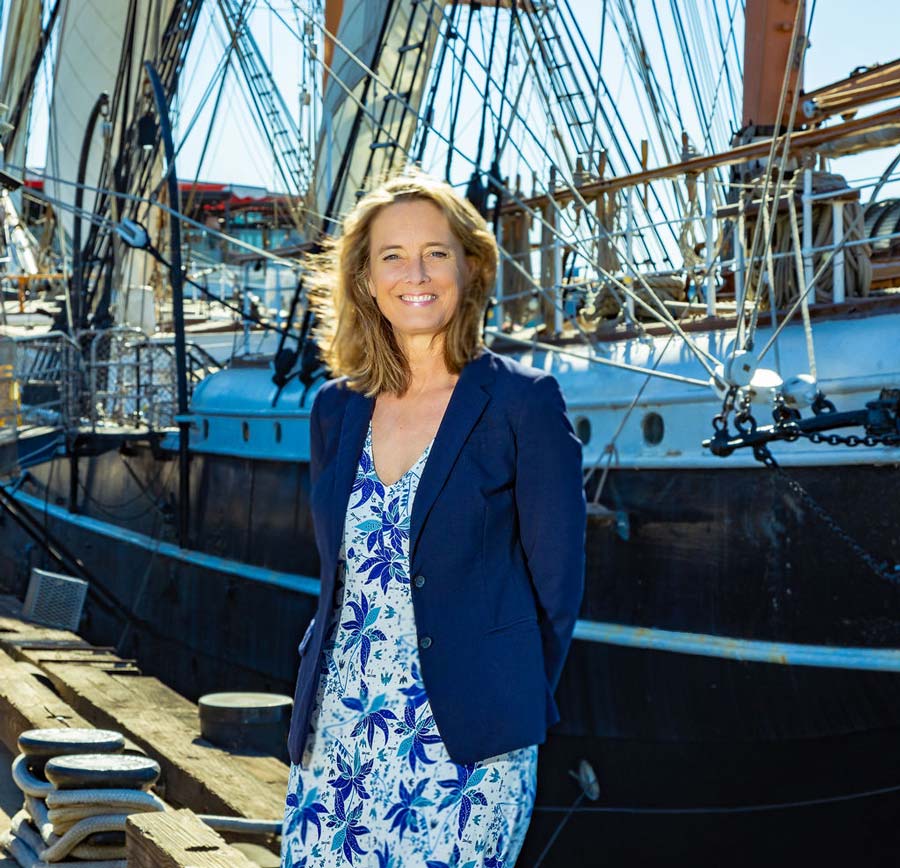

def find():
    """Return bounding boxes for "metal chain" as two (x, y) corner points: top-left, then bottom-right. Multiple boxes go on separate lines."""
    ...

(800, 430), (900, 449)
(752, 442), (898, 583)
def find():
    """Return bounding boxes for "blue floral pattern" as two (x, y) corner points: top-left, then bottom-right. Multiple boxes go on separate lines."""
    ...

(282, 420), (537, 867)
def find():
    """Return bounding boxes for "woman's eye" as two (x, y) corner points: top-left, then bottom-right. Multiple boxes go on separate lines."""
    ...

(382, 253), (401, 261)
(428, 250), (449, 258)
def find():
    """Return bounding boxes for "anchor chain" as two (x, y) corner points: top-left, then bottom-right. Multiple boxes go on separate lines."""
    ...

(704, 389), (900, 583)
(750, 439), (898, 584)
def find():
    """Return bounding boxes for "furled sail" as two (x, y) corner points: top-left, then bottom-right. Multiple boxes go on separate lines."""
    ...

(0, 0), (43, 182)
(311, 0), (443, 230)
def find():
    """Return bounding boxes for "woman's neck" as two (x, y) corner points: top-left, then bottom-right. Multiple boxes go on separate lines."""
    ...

(396, 334), (455, 395)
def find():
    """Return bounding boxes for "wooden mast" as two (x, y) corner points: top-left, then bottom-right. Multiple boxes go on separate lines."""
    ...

(741, 0), (805, 134)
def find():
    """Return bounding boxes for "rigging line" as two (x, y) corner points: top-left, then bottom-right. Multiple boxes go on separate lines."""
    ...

(684, 0), (725, 146)
(490, 1), (516, 170)
(182, 28), (238, 218)
(473, 0), (501, 171)
(208, 4), (298, 197)
(667, 0), (715, 154)
(740, 0), (811, 353)
(492, 192), (719, 377)
(383, 4), (439, 179)
(219, 0), (308, 198)
(555, 0), (680, 261)
(276, 4), (708, 365)
(785, 184), (817, 381)
(322, 0), (397, 229)
(582, 325), (682, 502)
(445, 2), (477, 180)
(649, 0), (685, 133)
(618, 0), (679, 152)
(413, 0), (460, 163)
(692, 0), (735, 153)
(706, 0), (741, 130)
(358, 0), (426, 182)
(40, 10), (73, 332)
(486, 331), (709, 388)
(617, 0), (702, 217)
(530, 9), (590, 162)
(585, 0), (608, 172)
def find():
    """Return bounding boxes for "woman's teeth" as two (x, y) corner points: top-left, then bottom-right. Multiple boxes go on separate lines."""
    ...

(400, 294), (437, 302)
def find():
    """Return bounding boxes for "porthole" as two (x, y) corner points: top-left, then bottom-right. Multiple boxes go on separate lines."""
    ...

(202, 419), (209, 439)
(642, 412), (664, 445)
(574, 415), (591, 446)
(242, 421), (250, 442)
(274, 422), (282, 443)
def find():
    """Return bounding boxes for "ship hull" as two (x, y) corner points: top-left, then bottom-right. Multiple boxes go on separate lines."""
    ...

(2, 446), (899, 866)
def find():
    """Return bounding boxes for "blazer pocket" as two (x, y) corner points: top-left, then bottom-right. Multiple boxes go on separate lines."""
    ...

(485, 614), (538, 636)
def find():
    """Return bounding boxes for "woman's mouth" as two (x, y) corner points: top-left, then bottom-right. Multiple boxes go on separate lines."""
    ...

(399, 294), (437, 306)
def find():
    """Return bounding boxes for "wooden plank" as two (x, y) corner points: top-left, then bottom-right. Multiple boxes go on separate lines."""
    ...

(0, 648), (94, 754)
(0, 599), (288, 823)
(126, 809), (259, 868)
(37, 662), (288, 820)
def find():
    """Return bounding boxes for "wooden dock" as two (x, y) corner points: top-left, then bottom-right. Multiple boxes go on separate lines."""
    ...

(0, 595), (285, 866)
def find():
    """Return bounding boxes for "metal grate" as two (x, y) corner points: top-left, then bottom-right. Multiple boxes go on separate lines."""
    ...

(22, 568), (88, 631)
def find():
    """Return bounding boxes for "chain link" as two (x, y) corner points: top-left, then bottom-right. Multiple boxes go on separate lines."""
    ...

(753, 441), (898, 583)
(800, 430), (900, 448)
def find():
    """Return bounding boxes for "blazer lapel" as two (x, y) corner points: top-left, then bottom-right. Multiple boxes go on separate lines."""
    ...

(328, 388), (374, 564)
(409, 351), (495, 563)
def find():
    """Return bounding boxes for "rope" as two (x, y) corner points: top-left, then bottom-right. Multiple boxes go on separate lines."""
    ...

(744, 172), (873, 310)
(2, 753), (166, 865)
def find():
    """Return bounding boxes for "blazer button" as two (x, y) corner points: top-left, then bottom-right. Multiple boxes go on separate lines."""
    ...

(419, 636), (433, 649)
(413, 574), (426, 589)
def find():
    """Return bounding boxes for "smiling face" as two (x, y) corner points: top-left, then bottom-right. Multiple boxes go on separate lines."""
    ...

(367, 198), (470, 351)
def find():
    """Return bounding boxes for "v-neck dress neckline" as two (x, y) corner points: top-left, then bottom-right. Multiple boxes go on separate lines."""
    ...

(366, 418), (436, 490)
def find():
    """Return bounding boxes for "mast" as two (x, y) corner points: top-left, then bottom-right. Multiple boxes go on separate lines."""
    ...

(740, 0), (805, 140)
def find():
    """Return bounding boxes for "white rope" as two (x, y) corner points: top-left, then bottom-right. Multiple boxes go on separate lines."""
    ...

(3, 754), (165, 866)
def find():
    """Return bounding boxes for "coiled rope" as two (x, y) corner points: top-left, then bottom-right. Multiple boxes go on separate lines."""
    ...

(0, 753), (166, 866)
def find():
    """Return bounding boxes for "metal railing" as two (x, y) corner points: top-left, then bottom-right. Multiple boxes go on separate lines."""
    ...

(2, 328), (221, 435)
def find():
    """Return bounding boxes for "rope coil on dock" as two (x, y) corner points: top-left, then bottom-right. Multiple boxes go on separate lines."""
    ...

(0, 728), (165, 867)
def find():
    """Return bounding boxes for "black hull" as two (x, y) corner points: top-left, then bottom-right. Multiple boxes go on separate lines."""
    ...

(2, 447), (899, 866)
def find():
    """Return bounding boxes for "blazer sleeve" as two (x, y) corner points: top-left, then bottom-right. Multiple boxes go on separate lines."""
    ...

(514, 374), (586, 692)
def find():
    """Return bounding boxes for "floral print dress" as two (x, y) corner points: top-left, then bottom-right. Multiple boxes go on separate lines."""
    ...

(282, 419), (538, 868)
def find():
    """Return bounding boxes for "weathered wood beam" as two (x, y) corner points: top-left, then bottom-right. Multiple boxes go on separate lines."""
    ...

(126, 809), (259, 868)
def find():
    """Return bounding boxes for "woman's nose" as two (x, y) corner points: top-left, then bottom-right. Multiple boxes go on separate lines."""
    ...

(406, 256), (430, 284)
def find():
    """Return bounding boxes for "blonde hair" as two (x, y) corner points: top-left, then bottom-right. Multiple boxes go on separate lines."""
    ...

(308, 170), (498, 396)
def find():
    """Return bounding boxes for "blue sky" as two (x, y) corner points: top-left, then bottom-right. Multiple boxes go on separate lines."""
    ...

(10, 1), (900, 195)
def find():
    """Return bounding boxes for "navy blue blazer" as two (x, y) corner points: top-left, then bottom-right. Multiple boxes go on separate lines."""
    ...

(287, 347), (586, 766)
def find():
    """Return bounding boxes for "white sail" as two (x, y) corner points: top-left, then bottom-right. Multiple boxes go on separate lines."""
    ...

(0, 0), (43, 182)
(310, 0), (442, 227)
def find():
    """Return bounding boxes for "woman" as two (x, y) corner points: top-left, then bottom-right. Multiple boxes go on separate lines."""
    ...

(282, 171), (586, 867)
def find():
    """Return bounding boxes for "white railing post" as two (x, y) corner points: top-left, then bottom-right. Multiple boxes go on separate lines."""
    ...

(552, 198), (563, 335)
(274, 266), (282, 328)
(704, 169), (716, 316)
(832, 199), (845, 304)
(624, 186), (635, 321)
(242, 263), (251, 355)
(802, 168), (814, 300)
